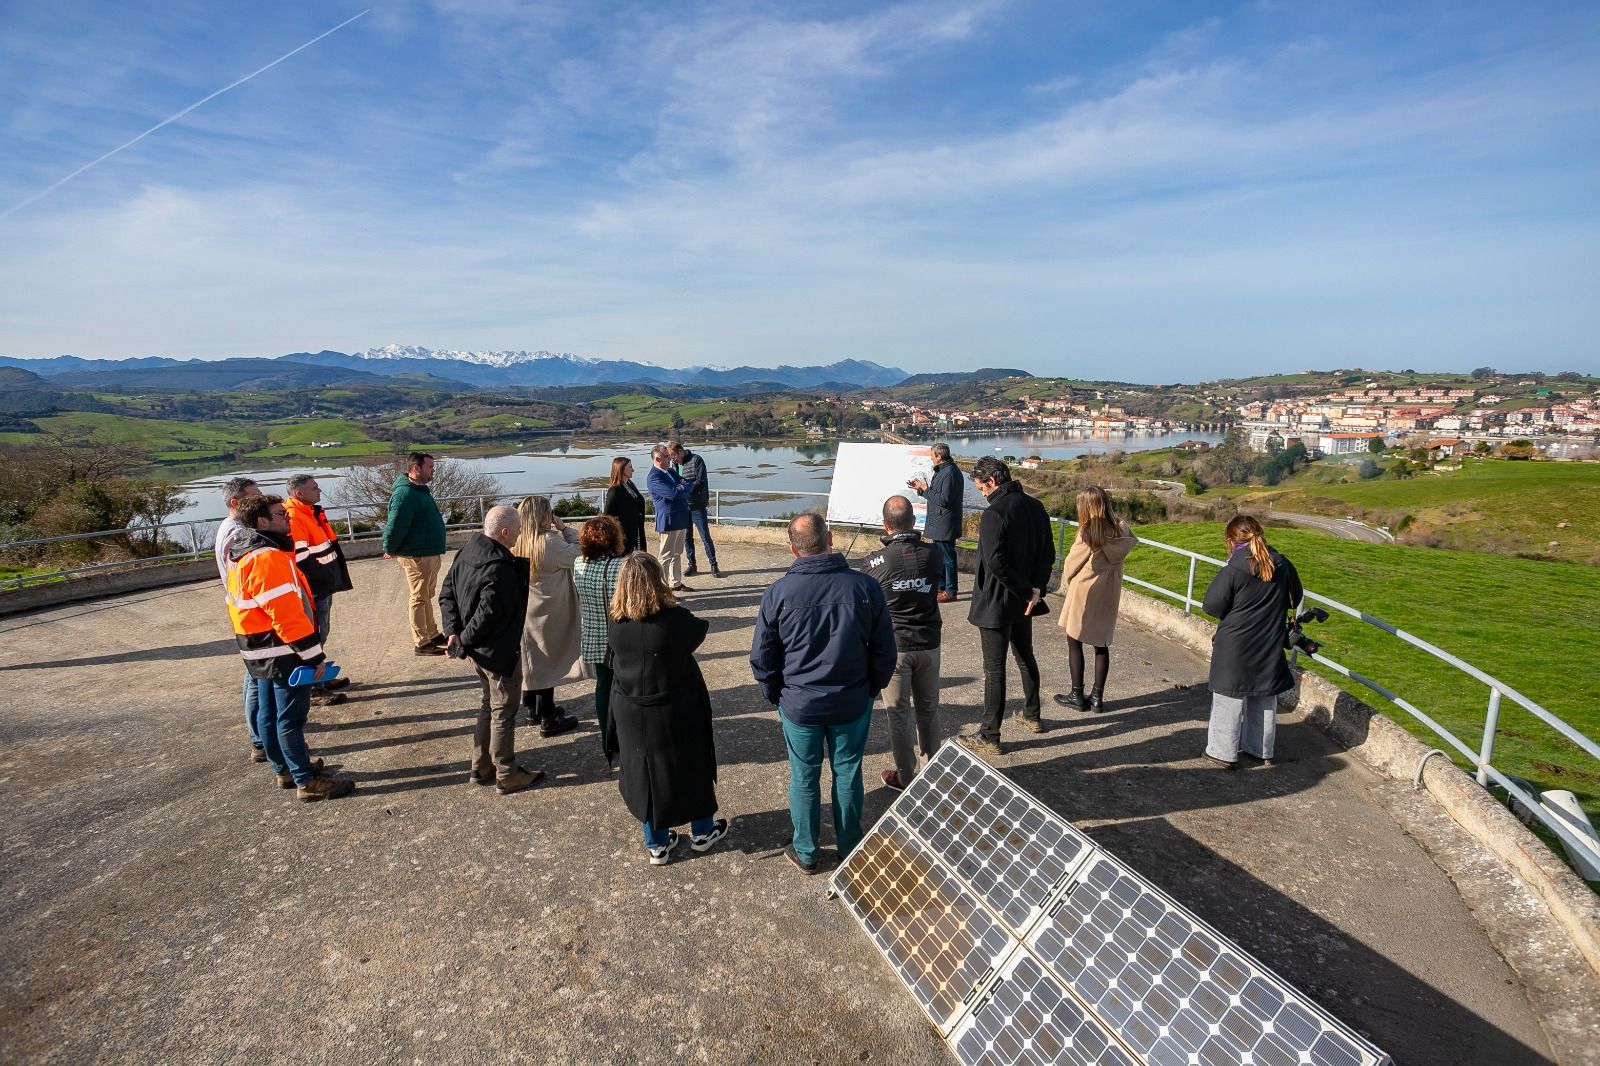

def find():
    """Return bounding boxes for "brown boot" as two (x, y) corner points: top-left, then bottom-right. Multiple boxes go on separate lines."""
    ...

(275, 758), (326, 788)
(296, 776), (354, 802)
(495, 768), (545, 795)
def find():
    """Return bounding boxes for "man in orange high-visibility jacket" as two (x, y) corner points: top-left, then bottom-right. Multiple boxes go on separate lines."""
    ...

(284, 474), (355, 705)
(228, 494), (354, 803)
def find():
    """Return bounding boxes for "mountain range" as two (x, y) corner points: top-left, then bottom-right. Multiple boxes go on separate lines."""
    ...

(0, 346), (910, 391)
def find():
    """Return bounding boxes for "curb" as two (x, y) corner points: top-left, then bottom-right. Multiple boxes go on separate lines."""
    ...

(1118, 588), (1600, 977)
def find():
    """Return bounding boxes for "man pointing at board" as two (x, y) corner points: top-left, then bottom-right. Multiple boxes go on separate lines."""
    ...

(908, 442), (963, 603)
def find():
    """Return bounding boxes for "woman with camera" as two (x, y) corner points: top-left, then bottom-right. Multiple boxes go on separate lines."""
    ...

(604, 552), (729, 865)
(1052, 486), (1137, 713)
(1201, 515), (1303, 768)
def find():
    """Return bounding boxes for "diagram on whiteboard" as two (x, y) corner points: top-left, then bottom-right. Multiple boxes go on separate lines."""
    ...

(826, 443), (936, 527)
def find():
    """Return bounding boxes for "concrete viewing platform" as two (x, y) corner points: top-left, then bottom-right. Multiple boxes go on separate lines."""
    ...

(2, 535), (1596, 1064)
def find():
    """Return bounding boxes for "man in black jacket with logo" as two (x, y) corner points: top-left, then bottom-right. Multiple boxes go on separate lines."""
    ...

(908, 442), (962, 601)
(960, 457), (1054, 756)
(440, 505), (543, 795)
(861, 495), (943, 791)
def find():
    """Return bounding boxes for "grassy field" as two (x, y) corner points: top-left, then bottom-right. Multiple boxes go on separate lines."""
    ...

(250, 418), (390, 459)
(1231, 459), (1600, 562)
(0, 412), (249, 460)
(1118, 522), (1600, 820)
(597, 393), (755, 430)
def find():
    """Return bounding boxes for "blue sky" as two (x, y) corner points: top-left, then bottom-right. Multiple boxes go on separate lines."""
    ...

(1, 1), (1596, 379)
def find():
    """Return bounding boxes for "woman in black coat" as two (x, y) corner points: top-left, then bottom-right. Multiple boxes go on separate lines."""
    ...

(1201, 515), (1303, 768)
(601, 457), (648, 555)
(603, 551), (729, 865)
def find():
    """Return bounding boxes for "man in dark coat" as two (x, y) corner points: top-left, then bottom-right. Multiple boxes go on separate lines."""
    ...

(440, 505), (542, 795)
(751, 513), (896, 874)
(908, 442), (963, 601)
(961, 456), (1055, 756)
(861, 495), (943, 791)
(671, 441), (722, 578)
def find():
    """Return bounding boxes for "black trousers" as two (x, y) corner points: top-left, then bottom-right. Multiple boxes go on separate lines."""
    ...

(978, 620), (1041, 740)
(522, 687), (556, 721)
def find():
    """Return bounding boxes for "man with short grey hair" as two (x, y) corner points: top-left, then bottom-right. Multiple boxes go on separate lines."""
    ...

(284, 473), (353, 704)
(214, 476), (263, 760)
(861, 495), (943, 792)
(647, 443), (694, 590)
(908, 442), (963, 602)
(440, 505), (543, 794)
(752, 512), (896, 874)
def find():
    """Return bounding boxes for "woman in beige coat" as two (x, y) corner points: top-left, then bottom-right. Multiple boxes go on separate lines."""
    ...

(1053, 486), (1136, 713)
(513, 495), (584, 737)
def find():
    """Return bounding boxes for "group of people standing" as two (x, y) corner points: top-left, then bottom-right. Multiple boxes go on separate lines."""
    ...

(215, 442), (1307, 869)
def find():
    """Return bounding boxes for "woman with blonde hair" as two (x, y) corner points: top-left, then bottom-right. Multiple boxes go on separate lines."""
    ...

(512, 495), (583, 737)
(1052, 486), (1137, 713)
(601, 456), (647, 555)
(605, 552), (728, 865)
(1201, 515), (1303, 768)
(574, 514), (627, 758)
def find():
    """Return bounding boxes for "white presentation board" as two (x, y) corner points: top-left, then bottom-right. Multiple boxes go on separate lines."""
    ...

(826, 442), (936, 527)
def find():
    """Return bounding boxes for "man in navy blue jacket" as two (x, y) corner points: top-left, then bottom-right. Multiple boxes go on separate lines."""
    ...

(751, 513), (896, 874)
(647, 443), (694, 590)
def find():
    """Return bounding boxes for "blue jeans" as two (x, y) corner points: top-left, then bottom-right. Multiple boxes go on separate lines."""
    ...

(934, 540), (958, 594)
(254, 677), (316, 785)
(781, 705), (872, 865)
(244, 669), (261, 748)
(643, 817), (716, 849)
(684, 507), (717, 570)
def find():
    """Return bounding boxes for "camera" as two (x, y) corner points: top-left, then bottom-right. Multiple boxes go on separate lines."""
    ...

(1285, 606), (1329, 656)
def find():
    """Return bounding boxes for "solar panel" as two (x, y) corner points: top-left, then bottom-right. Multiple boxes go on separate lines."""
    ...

(834, 816), (1012, 1033)
(832, 742), (1391, 1066)
(896, 745), (1094, 934)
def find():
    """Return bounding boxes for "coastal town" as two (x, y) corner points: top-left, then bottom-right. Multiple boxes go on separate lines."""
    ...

(859, 373), (1599, 459)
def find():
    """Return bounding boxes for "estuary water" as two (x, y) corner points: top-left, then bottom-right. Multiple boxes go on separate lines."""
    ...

(176, 427), (1225, 527)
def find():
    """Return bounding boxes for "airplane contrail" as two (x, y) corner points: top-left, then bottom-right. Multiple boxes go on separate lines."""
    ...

(0, 9), (370, 223)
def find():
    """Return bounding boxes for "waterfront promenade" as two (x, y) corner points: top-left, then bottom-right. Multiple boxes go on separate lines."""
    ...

(1, 539), (1593, 1064)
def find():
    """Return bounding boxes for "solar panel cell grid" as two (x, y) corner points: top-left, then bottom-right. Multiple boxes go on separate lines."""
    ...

(952, 953), (1140, 1066)
(834, 817), (1011, 1031)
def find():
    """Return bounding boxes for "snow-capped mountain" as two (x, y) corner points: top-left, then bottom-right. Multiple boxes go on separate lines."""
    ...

(280, 346), (908, 389)
(361, 344), (654, 371)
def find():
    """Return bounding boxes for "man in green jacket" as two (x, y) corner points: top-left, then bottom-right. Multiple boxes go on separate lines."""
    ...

(383, 452), (450, 655)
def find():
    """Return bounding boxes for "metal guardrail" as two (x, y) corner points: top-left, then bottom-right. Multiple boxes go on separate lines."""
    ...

(5, 492), (1594, 873)
(0, 488), (841, 589)
(1080, 517), (1600, 877)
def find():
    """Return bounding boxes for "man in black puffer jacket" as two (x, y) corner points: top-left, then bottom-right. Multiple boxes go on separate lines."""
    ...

(860, 495), (943, 792)
(440, 505), (542, 795)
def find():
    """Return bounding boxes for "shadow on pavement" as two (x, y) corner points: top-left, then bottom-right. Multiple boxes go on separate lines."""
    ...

(1, 638), (238, 670)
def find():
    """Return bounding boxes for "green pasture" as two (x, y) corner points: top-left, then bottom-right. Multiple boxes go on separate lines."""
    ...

(1238, 460), (1600, 562)
(1118, 522), (1600, 820)
(0, 412), (249, 460)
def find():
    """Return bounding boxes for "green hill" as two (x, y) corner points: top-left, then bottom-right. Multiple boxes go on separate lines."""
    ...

(1120, 522), (1599, 818)
(1230, 459), (1600, 563)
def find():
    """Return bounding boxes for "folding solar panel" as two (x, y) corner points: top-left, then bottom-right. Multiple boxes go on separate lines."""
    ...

(831, 742), (1391, 1066)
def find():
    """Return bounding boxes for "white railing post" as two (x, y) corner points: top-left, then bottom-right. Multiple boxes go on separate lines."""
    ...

(1185, 557), (1197, 613)
(1478, 687), (1503, 786)
(714, 489), (720, 523)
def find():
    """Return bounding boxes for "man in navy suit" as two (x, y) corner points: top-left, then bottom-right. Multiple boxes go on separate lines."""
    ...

(647, 443), (694, 591)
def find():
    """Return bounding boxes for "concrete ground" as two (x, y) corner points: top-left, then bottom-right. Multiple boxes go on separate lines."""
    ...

(0, 539), (1582, 1065)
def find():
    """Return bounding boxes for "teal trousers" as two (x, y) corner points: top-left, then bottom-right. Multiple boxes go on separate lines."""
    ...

(780, 705), (872, 865)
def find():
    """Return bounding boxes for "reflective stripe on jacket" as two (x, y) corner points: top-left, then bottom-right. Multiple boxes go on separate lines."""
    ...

(284, 497), (354, 600)
(226, 526), (326, 681)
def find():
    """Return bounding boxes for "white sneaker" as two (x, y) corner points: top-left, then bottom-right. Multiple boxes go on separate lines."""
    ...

(690, 818), (731, 853)
(647, 829), (681, 866)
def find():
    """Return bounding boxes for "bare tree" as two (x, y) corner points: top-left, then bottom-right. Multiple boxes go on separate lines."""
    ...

(330, 455), (504, 527)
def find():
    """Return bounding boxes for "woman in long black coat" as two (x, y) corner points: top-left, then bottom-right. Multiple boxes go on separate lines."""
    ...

(601, 457), (648, 556)
(1201, 514), (1303, 768)
(603, 551), (730, 865)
